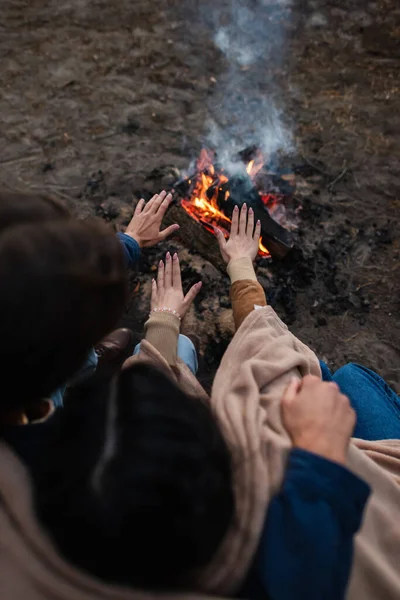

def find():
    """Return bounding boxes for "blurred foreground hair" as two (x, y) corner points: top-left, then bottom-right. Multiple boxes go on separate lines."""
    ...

(36, 364), (234, 589)
(0, 191), (70, 233)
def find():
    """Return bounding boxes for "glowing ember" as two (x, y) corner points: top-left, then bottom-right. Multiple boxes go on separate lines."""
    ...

(180, 148), (288, 258)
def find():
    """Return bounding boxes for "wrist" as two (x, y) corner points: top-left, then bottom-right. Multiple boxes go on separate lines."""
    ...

(150, 307), (181, 321)
(293, 439), (347, 466)
(134, 236), (144, 248)
(226, 253), (254, 264)
(125, 230), (144, 247)
(227, 257), (257, 283)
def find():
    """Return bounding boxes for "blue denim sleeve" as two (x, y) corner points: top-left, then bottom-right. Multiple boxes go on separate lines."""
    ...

(116, 232), (141, 268)
(244, 448), (370, 600)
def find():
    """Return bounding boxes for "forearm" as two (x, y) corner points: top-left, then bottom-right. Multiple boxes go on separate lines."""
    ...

(253, 448), (370, 600)
(144, 311), (180, 366)
(227, 257), (267, 330)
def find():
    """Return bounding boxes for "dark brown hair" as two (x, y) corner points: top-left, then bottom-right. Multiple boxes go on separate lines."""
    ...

(0, 191), (70, 233)
(36, 364), (234, 590)
(0, 219), (128, 411)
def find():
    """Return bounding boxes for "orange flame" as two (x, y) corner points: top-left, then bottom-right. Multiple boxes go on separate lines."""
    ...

(181, 148), (271, 257)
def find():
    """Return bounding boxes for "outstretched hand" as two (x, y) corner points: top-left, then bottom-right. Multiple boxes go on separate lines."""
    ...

(125, 191), (179, 248)
(151, 252), (202, 319)
(281, 375), (356, 465)
(215, 203), (261, 264)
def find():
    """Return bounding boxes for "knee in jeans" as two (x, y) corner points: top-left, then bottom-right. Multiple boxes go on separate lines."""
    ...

(178, 334), (196, 352)
(333, 363), (369, 393)
(335, 363), (359, 378)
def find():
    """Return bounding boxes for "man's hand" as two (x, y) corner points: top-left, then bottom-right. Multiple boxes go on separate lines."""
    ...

(282, 375), (356, 465)
(215, 203), (261, 264)
(125, 191), (179, 248)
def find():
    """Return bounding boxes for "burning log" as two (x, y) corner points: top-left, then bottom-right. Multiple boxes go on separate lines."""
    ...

(168, 146), (295, 268)
(162, 202), (227, 272)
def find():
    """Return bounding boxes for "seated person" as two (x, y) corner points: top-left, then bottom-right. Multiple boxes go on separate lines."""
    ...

(0, 217), (127, 437)
(2, 200), (399, 600)
(33, 361), (368, 600)
(0, 189), (179, 406)
(214, 203), (400, 443)
(31, 240), (368, 600)
(103, 204), (400, 600)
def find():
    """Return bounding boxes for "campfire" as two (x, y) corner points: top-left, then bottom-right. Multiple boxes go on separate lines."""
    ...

(161, 146), (297, 272)
(176, 147), (294, 260)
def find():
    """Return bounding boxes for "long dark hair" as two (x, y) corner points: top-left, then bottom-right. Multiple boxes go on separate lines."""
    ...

(0, 191), (70, 233)
(0, 219), (127, 410)
(35, 364), (234, 589)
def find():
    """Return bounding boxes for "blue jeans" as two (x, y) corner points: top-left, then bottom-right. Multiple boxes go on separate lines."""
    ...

(51, 348), (99, 408)
(320, 362), (400, 441)
(134, 334), (198, 375)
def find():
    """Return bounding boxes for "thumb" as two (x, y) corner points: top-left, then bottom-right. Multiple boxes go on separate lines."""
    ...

(158, 224), (180, 241)
(182, 281), (202, 313)
(282, 377), (302, 405)
(214, 227), (227, 251)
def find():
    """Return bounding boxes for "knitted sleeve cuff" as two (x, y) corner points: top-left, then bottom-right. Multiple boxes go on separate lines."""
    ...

(227, 257), (257, 283)
(144, 311), (180, 366)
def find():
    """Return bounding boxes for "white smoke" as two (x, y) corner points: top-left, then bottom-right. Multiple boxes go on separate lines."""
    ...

(204, 0), (293, 166)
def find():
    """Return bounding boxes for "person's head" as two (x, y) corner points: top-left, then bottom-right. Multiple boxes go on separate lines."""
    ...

(0, 191), (70, 234)
(0, 219), (127, 412)
(35, 364), (234, 590)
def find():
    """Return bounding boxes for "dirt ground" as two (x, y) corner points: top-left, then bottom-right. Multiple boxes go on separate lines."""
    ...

(1, 0), (399, 391)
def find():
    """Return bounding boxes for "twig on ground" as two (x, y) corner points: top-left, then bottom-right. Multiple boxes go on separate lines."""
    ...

(343, 332), (360, 343)
(300, 154), (330, 176)
(356, 281), (375, 291)
(328, 161), (348, 190)
(0, 151), (42, 166)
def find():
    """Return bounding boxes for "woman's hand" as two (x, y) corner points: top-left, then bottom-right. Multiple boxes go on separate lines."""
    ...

(215, 203), (261, 264)
(282, 375), (356, 465)
(151, 252), (202, 319)
(125, 191), (179, 248)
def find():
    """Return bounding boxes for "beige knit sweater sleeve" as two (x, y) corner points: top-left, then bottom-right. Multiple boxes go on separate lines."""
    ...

(144, 311), (180, 366)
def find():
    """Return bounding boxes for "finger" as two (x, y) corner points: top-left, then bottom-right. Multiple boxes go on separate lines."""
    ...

(214, 226), (227, 251)
(282, 377), (302, 404)
(301, 374), (321, 388)
(172, 253), (182, 289)
(164, 252), (172, 288)
(144, 191), (167, 214)
(158, 223), (180, 241)
(247, 207), (254, 238)
(254, 219), (261, 241)
(151, 278), (158, 310)
(157, 193), (173, 218)
(157, 259), (165, 292)
(239, 203), (247, 236)
(134, 198), (145, 216)
(327, 381), (340, 391)
(230, 205), (239, 237)
(122, 355), (136, 371)
(348, 406), (356, 430)
(339, 392), (351, 407)
(183, 281), (202, 310)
